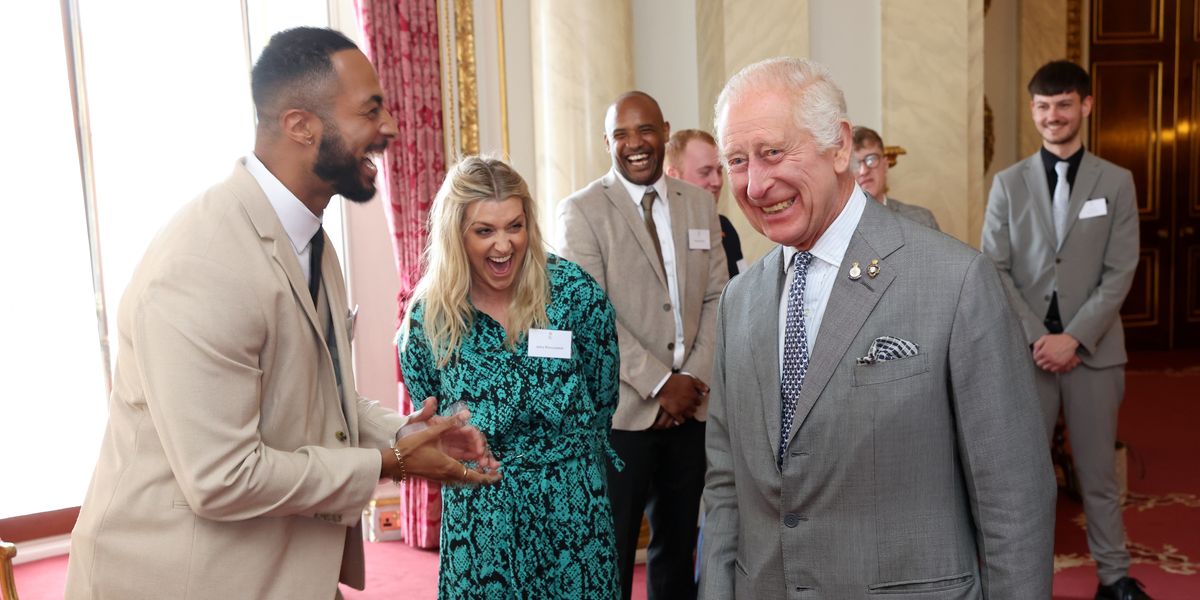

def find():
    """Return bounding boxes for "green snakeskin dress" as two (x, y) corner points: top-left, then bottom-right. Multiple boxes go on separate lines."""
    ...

(399, 255), (621, 599)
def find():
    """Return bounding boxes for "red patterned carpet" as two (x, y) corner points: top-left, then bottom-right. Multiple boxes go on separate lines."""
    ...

(12, 357), (1199, 599)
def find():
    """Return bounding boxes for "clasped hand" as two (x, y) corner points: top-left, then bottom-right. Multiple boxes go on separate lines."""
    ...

(386, 398), (501, 486)
(1033, 333), (1081, 373)
(652, 373), (708, 429)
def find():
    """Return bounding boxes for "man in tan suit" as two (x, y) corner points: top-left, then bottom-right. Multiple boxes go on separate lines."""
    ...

(851, 126), (940, 231)
(66, 28), (497, 600)
(557, 91), (728, 599)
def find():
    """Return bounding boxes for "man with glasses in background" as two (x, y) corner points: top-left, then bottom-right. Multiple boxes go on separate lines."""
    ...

(851, 126), (940, 231)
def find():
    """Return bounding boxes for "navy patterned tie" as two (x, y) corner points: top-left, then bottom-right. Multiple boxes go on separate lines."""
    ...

(779, 251), (814, 466)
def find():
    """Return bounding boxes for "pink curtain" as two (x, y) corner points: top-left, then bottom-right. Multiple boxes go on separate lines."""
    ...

(356, 0), (445, 549)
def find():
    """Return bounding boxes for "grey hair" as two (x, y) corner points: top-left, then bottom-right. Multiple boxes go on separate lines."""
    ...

(713, 57), (848, 152)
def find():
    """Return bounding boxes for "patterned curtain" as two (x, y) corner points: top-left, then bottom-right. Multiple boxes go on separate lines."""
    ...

(356, 0), (445, 549)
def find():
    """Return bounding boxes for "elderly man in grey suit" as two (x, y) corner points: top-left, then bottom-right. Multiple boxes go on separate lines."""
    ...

(700, 57), (1055, 599)
(982, 60), (1146, 600)
(558, 91), (728, 599)
(851, 126), (940, 231)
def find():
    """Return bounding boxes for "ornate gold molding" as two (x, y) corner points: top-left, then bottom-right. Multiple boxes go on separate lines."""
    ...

(1066, 0), (1083, 63)
(495, 0), (509, 158)
(455, 0), (479, 156)
(883, 145), (907, 168)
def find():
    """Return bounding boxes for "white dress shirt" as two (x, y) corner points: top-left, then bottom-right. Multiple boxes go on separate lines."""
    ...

(244, 153), (323, 287)
(778, 184), (868, 374)
(614, 170), (687, 396)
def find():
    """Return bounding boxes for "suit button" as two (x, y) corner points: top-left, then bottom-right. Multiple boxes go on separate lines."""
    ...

(784, 513), (804, 528)
(667, 342), (675, 351)
(1056, 258), (1062, 264)
(1044, 294), (1051, 301)
(663, 303), (671, 312)
(335, 431), (347, 442)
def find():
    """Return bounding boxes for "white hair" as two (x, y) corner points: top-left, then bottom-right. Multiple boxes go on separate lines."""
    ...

(714, 57), (848, 152)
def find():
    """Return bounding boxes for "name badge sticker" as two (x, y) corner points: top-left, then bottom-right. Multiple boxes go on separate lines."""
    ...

(1079, 198), (1108, 219)
(528, 328), (572, 359)
(689, 228), (711, 250)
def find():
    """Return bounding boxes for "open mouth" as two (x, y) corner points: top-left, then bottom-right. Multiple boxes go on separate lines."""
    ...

(762, 198), (795, 214)
(486, 254), (514, 277)
(625, 152), (652, 169)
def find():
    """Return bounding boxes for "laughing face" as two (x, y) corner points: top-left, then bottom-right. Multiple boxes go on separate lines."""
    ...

(719, 89), (854, 250)
(605, 93), (670, 186)
(463, 196), (528, 299)
(314, 49), (397, 202)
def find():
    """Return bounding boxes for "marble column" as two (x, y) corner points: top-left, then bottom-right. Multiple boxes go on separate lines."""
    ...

(1019, 0), (1068, 156)
(883, 0), (985, 246)
(530, 0), (632, 240)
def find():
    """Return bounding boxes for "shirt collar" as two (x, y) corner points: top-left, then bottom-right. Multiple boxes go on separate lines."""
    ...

(613, 169), (667, 207)
(1039, 145), (1085, 173)
(244, 153), (322, 254)
(782, 183), (868, 271)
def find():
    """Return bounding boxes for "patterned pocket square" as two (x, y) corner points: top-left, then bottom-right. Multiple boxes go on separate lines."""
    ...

(856, 336), (919, 365)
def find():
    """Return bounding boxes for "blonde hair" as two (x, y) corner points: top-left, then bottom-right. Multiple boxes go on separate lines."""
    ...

(714, 57), (848, 153)
(400, 156), (549, 367)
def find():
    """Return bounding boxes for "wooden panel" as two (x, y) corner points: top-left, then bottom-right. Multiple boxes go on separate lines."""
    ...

(1121, 249), (1160, 325)
(1188, 246), (1200, 322)
(1193, 60), (1200, 216)
(1091, 62), (1162, 218)
(1094, 0), (1163, 42)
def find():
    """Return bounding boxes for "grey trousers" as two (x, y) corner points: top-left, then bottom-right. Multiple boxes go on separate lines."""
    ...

(1035, 362), (1130, 585)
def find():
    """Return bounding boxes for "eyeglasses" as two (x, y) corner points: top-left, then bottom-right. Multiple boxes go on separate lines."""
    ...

(856, 153), (882, 171)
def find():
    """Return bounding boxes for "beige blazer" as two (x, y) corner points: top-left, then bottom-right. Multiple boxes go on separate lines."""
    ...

(556, 172), (728, 430)
(66, 161), (407, 600)
(982, 151), (1139, 368)
(701, 199), (1055, 598)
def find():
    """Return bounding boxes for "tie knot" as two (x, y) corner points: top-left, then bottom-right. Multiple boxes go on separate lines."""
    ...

(793, 251), (814, 272)
(1055, 161), (1069, 177)
(641, 188), (657, 210)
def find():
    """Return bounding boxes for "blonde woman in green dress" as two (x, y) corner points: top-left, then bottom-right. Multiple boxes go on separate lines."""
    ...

(398, 156), (621, 598)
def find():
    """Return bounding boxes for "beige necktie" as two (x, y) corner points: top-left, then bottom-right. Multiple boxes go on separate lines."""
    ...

(640, 188), (666, 275)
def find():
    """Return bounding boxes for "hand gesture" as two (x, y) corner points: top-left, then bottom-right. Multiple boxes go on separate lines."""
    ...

(386, 398), (501, 486)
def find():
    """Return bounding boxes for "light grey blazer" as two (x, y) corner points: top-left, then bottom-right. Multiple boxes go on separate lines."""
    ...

(700, 199), (1055, 598)
(557, 171), (728, 430)
(886, 197), (940, 231)
(981, 151), (1139, 369)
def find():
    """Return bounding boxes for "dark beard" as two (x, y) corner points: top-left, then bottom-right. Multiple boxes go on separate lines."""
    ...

(313, 123), (376, 203)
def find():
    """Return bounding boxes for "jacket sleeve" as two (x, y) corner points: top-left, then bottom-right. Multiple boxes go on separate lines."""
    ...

(949, 253), (1057, 597)
(681, 203), (730, 385)
(698, 290), (738, 599)
(981, 173), (1049, 344)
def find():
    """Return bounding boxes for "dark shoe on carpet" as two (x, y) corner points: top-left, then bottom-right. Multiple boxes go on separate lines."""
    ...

(1095, 577), (1151, 600)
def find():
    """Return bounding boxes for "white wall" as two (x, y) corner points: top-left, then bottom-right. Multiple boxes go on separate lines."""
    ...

(633, 0), (702, 130)
(810, 0), (882, 130)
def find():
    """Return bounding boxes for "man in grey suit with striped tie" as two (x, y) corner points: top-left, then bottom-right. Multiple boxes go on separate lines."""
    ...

(982, 60), (1146, 600)
(700, 56), (1055, 599)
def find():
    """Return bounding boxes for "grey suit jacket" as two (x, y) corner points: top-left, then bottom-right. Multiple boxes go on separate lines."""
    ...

(981, 151), (1139, 368)
(701, 199), (1055, 598)
(886, 196), (940, 231)
(66, 161), (407, 600)
(557, 171), (728, 430)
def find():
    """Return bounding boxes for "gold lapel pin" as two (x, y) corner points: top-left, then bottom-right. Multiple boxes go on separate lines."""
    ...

(867, 259), (880, 279)
(848, 261), (862, 280)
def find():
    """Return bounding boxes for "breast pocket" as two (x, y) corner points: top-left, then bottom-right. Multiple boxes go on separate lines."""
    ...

(852, 354), (929, 387)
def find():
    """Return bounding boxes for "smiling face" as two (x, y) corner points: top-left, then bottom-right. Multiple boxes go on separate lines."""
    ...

(675, 138), (724, 200)
(605, 93), (670, 186)
(1031, 90), (1092, 156)
(312, 49), (398, 202)
(852, 139), (888, 200)
(719, 89), (854, 250)
(463, 196), (528, 300)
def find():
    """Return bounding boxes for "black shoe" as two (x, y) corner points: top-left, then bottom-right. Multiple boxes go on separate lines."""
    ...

(1095, 577), (1151, 600)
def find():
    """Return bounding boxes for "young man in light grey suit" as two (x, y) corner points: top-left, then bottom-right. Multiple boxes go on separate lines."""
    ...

(558, 91), (728, 599)
(66, 28), (498, 600)
(701, 57), (1055, 599)
(982, 60), (1146, 600)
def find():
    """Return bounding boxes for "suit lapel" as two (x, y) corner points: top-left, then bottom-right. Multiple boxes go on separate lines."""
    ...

(1061, 152), (1102, 246)
(785, 201), (900, 449)
(752, 247), (787, 461)
(1021, 156), (1057, 245)
(602, 171), (668, 287)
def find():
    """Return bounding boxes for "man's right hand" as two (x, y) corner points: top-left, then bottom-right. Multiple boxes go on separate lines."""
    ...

(653, 373), (707, 427)
(382, 400), (501, 486)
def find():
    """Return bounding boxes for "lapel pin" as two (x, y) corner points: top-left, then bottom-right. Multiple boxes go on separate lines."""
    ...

(848, 261), (862, 280)
(867, 259), (880, 279)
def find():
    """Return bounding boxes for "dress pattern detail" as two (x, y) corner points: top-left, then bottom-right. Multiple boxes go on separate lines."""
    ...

(399, 255), (621, 599)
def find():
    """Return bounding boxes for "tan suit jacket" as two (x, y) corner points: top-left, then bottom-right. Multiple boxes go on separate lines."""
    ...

(66, 161), (407, 600)
(557, 172), (728, 430)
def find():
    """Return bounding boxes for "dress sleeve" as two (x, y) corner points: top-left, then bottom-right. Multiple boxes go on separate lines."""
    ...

(567, 264), (621, 466)
(397, 305), (439, 411)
